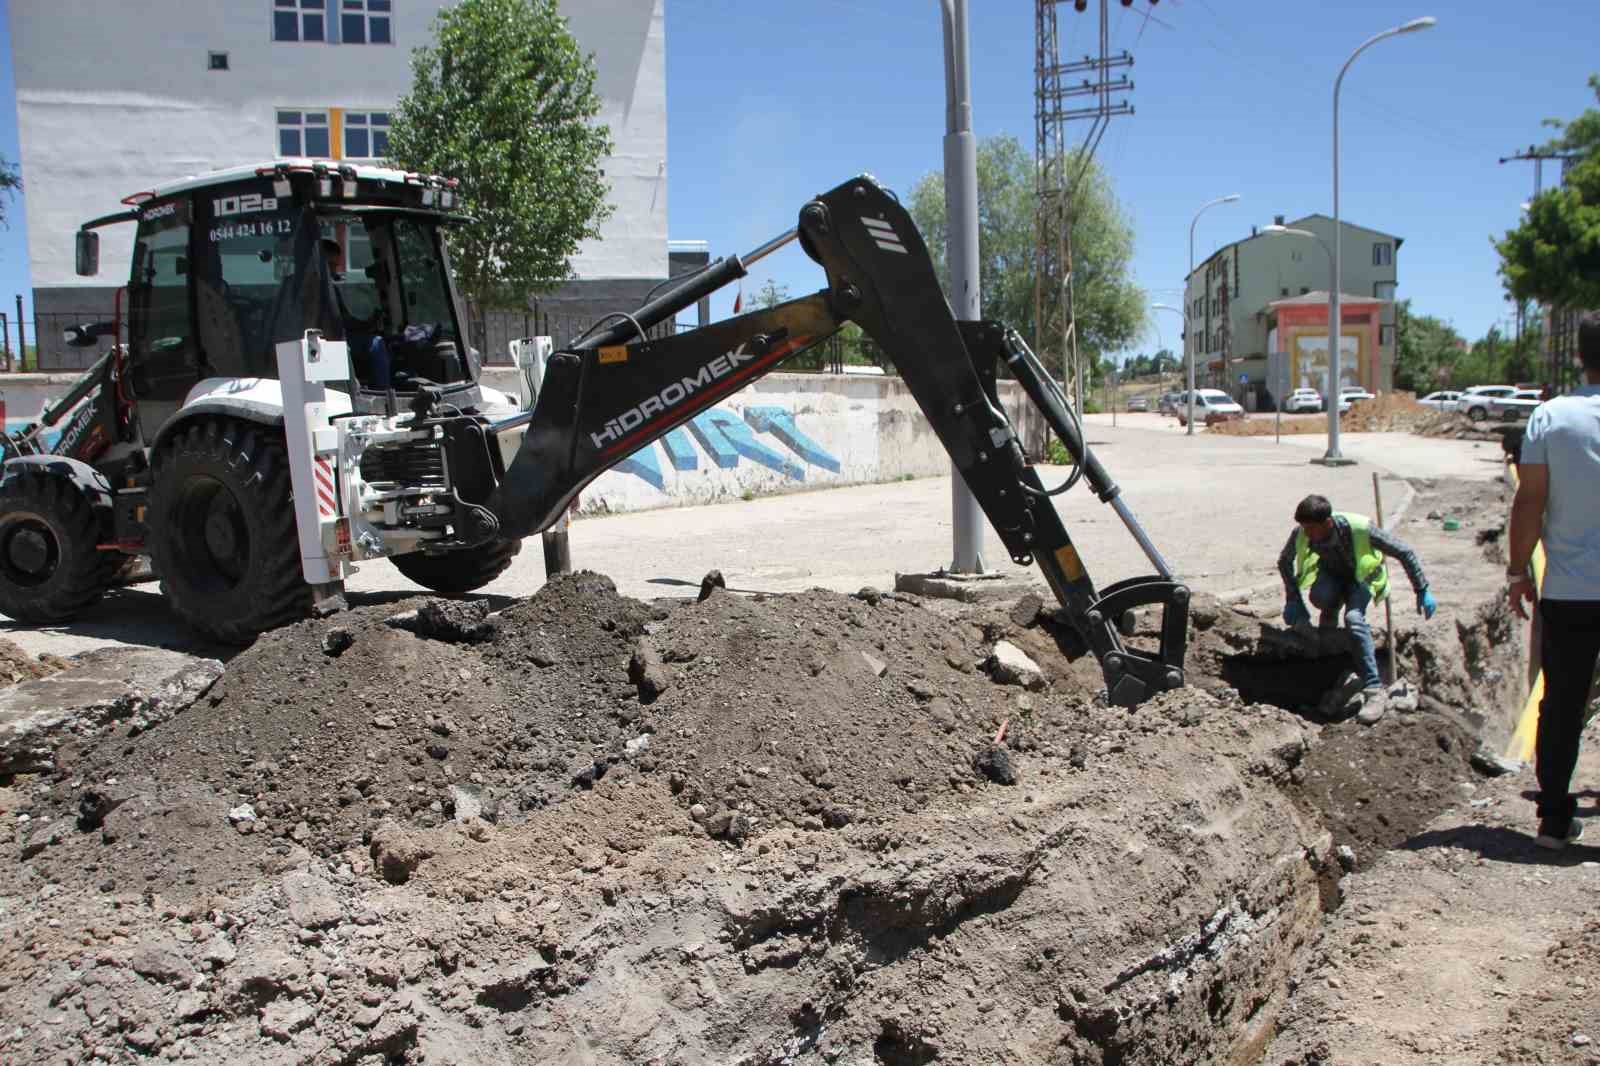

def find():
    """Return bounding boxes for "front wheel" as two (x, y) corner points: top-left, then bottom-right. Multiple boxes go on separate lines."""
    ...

(389, 539), (521, 595)
(148, 419), (310, 643)
(1467, 405), (1488, 423)
(0, 468), (121, 623)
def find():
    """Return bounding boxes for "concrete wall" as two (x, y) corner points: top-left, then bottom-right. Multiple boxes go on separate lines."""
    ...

(10, 0), (665, 294)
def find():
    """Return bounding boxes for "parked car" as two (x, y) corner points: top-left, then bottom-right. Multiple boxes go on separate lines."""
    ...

(1158, 391), (1183, 416)
(1175, 389), (1246, 427)
(1417, 390), (1462, 410)
(1340, 386), (1376, 404)
(1282, 388), (1324, 414)
(1125, 395), (1150, 412)
(1455, 385), (1516, 421)
(1483, 388), (1544, 422)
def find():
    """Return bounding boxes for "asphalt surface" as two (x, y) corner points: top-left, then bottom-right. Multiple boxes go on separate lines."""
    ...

(2, 416), (1501, 659)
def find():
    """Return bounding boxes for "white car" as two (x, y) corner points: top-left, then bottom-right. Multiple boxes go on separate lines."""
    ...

(1282, 388), (1324, 414)
(1417, 390), (1461, 410)
(1455, 385), (1516, 420)
(1340, 386), (1376, 404)
(1483, 389), (1544, 422)
(1175, 389), (1246, 426)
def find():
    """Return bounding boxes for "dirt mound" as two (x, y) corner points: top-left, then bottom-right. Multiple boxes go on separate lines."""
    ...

(0, 635), (68, 685)
(1414, 407), (1500, 441)
(0, 477), (1531, 1064)
(1288, 711), (1477, 870)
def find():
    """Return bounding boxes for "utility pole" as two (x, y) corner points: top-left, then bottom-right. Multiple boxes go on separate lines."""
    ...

(1034, 0), (1144, 421)
(940, 0), (986, 573)
(1500, 145), (1583, 392)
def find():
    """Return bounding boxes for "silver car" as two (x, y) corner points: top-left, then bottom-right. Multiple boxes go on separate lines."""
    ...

(1483, 389), (1544, 422)
(1456, 385), (1516, 421)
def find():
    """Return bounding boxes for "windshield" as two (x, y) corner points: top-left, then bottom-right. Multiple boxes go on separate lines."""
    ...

(314, 211), (468, 389)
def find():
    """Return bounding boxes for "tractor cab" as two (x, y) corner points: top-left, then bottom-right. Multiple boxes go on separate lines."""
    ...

(76, 160), (485, 435)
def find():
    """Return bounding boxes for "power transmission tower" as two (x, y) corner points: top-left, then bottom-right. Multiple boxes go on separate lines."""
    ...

(1034, 0), (1140, 413)
(1499, 146), (1584, 392)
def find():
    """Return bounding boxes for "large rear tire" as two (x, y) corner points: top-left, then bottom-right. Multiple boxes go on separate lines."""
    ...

(148, 419), (310, 643)
(389, 538), (521, 595)
(0, 468), (120, 623)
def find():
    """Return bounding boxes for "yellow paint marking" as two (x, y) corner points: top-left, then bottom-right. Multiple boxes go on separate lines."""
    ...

(1505, 461), (1546, 764)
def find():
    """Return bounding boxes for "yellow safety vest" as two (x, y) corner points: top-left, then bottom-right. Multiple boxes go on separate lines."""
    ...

(1294, 512), (1390, 602)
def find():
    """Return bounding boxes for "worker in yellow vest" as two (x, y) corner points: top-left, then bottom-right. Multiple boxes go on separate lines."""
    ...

(1277, 493), (1436, 723)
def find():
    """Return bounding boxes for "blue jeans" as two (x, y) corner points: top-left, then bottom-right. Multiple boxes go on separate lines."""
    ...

(1309, 571), (1381, 689)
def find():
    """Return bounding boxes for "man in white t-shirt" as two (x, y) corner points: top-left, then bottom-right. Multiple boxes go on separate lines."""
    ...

(1509, 311), (1600, 850)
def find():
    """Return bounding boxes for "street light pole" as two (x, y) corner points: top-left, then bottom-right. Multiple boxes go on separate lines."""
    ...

(1318, 15), (1436, 466)
(938, 0), (985, 571)
(1152, 303), (1186, 424)
(1186, 194), (1241, 436)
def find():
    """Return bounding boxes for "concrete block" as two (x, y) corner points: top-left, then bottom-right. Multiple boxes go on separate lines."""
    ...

(0, 647), (223, 774)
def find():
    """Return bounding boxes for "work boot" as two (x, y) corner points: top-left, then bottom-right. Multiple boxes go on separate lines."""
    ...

(1535, 817), (1585, 851)
(1355, 687), (1387, 725)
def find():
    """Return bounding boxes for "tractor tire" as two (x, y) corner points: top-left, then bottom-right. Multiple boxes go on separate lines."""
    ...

(148, 419), (310, 644)
(0, 467), (120, 623)
(389, 538), (522, 595)
(1467, 405), (1489, 423)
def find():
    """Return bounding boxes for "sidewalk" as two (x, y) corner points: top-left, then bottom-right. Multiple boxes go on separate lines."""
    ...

(1, 422), (1495, 658)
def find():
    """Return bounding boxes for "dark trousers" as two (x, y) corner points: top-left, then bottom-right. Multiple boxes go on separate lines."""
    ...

(1535, 599), (1600, 822)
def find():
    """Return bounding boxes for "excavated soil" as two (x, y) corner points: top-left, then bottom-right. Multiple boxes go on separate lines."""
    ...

(0, 635), (68, 686)
(0, 476), (1533, 1065)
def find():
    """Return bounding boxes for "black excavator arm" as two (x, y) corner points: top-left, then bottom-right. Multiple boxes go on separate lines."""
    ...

(482, 175), (1189, 706)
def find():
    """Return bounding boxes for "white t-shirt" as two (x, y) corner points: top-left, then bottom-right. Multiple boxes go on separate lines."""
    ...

(1521, 384), (1600, 601)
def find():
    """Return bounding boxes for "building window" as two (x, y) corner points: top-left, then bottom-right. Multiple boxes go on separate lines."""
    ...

(1299, 287), (1309, 295)
(341, 0), (392, 45)
(1380, 324), (1395, 346)
(208, 51), (229, 71)
(1372, 241), (1393, 267)
(1374, 281), (1396, 300)
(278, 110), (331, 157)
(1280, 287), (1289, 297)
(343, 112), (391, 158)
(273, 0), (326, 42)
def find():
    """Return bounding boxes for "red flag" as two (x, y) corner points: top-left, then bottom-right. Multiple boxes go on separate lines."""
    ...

(733, 282), (742, 315)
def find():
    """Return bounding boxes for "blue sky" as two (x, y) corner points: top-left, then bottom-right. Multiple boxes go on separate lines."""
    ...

(660, 0), (1599, 359)
(0, 0), (1595, 360)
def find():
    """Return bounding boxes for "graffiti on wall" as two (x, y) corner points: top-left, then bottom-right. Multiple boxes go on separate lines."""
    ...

(610, 405), (841, 491)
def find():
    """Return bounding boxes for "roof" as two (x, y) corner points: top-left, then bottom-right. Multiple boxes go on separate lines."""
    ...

(1287, 213), (1404, 247)
(1266, 290), (1389, 309)
(133, 159), (426, 201)
(1185, 214), (1405, 282)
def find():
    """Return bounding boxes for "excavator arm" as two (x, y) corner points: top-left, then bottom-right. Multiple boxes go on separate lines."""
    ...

(480, 175), (1188, 706)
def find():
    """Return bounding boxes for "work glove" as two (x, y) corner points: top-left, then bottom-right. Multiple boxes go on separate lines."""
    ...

(1417, 587), (1437, 620)
(1283, 598), (1311, 627)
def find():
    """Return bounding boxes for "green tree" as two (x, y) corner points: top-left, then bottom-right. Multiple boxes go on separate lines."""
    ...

(0, 155), (19, 229)
(386, 0), (613, 319)
(1393, 299), (1464, 392)
(907, 134), (1145, 363)
(751, 278), (789, 310)
(1494, 74), (1600, 308)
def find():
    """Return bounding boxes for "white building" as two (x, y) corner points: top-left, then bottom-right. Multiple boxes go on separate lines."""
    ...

(8, 0), (669, 360)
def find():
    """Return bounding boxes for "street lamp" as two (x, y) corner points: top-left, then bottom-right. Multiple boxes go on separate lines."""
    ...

(937, 0), (985, 571)
(1187, 194), (1241, 435)
(1152, 302), (1186, 424)
(1318, 15), (1437, 466)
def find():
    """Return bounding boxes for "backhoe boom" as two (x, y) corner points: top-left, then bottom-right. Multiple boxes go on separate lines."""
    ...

(480, 175), (1188, 706)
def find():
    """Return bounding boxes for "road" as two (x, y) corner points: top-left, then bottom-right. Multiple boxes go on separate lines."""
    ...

(1, 418), (1501, 659)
